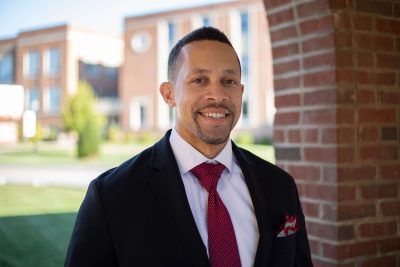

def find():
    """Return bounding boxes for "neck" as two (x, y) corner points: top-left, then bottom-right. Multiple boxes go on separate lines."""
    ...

(194, 141), (227, 159)
(173, 127), (229, 159)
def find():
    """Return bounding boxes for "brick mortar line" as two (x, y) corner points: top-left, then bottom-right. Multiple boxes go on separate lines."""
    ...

(265, 1), (297, 16)
(272, 47), (335, 60)
(274, 66), (335, 79)
(270, 31), (334, 48)
(274, 85), (336, 92)
(304, 217), (398, 227)
(308, 235), (400, 245)
(268, 11), (331, 32)
(275, 64), (335, 76)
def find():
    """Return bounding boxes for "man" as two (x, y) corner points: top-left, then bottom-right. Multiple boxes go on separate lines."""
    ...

(65, 27), (313, 267)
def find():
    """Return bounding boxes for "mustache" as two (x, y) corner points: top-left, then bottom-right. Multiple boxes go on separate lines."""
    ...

(195, 103), (235, 114)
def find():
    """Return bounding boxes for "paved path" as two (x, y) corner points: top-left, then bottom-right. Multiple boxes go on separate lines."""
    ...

(0, 164), (111, 189)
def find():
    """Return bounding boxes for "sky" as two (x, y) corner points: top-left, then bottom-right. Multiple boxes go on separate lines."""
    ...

(0, 0), (232, 38)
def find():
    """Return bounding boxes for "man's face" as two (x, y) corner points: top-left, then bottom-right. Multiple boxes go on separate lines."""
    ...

(169, 40), (243, 150)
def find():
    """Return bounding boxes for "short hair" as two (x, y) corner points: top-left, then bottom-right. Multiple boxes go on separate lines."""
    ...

(167, 26), (240, 82)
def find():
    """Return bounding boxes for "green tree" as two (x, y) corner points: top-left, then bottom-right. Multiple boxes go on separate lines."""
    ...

(63, 81), (104, 158)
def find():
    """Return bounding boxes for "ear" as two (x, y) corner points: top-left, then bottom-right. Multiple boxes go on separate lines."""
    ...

(159, 82), (176, 108)
(240, 83), (244, 95)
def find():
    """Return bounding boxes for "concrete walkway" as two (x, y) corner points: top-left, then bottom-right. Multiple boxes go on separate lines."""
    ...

(0, 164), (111, 189)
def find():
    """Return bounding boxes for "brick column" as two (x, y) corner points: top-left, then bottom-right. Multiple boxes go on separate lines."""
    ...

(264, 0), (400, 266)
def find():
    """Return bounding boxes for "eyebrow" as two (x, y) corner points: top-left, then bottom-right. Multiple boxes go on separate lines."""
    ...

(223, 69), (238, 75)
(191, 68), (239, 75)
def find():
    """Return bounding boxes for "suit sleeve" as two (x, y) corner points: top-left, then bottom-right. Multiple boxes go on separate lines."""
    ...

(295, 190), (313, 267)
(65, 179), (118, 267)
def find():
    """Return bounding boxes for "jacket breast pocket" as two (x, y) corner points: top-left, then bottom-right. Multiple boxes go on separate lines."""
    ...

(269, 234), (296, 266)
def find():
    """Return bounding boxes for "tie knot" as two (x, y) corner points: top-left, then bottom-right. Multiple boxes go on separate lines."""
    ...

(191, 162), (225, 192)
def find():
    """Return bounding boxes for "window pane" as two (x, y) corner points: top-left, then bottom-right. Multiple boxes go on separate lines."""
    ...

(25, 51), (40, 78)
(240, 10), (250, 123)
(27, 88), (39, 111)
(85, 63), (99, 77)
(46, 86), (60, 113)
(168, 22), (176, 50)
(202, 15), (210, 26)
(48, 48), (60, 75)
(139, 103), (146, 126)
(240, 11), (249, 34)
(0, 53), (13, 83)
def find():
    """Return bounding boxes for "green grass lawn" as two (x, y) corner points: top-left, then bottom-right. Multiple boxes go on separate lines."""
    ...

(0, 185), (86, 217)
(0, 141), (153, 166)
(0, 185), (85, 267)
(0, 141), (275, 166)
(0, 141), (274, 267)
(0, 212), (78, 267)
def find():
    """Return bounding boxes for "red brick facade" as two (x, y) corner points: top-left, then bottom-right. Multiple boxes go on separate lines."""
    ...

(264, 0), (400, 266)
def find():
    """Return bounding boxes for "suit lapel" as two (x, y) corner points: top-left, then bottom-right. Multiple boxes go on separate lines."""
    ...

(147, 131), (210, 267)
(232, 143), (274, 267)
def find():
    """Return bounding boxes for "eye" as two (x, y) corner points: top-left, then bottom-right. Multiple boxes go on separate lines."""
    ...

(192, 77), (208, 84)
(222, 79), (238, 86)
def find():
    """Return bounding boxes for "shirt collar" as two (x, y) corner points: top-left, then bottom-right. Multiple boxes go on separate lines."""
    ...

(169, 128), (233, 175)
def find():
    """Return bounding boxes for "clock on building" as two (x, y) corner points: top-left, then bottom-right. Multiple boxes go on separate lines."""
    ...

(130, 31), (151, 53)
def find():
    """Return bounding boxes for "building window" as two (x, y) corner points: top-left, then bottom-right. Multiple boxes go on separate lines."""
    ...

(130, 97), (149, 130)
(202, 15), (211, 26)
(44, 86), (60, 114)
(85, 63), (99, 77)
(240, 10), (250, 123)
(26, 88), (40, 111)
(44, 48), (60, 75)
(167, 21), (176, 50)
(240, 11), (249, 34)
(167, 21), (177, 126)
(240, 10), (249, 78)
(104, 66), (117, 79)
(139, 103), (146, 127)
(0, 53), (13, 83)
(24, 51), (40, 78)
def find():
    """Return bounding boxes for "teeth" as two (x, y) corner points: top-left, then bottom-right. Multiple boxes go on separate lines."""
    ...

(204, 113), (226, 118)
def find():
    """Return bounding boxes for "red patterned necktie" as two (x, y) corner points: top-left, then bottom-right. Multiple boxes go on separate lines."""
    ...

(191, 162), (241, 267)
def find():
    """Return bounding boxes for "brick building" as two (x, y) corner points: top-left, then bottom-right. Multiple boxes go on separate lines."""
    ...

(0, 24), (122, 141)
(265, 0), (400, 266)
(120, 0), (274, 137)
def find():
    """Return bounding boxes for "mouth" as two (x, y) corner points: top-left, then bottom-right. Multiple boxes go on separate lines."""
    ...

(195, 104), (233, 124)
(201, 112), (229, 119)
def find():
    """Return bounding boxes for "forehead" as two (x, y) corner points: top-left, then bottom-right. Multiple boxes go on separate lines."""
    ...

(179, 40), (241, 72)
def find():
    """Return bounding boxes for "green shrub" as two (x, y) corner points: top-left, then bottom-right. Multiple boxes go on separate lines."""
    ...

(30, 122), (44, 144)
(63, 81), (104, 158)
(137, 132), (158, 144)
(44, 126), (59, 141)
(105, 123), (123, 142)
(255, 136), (273, 146)
(77, 120), (101, 157)
(234, 132), (254, 145)
(123, 132), (135, 143)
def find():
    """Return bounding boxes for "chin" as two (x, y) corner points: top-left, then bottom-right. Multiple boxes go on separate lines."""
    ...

(198, 130), (230, 145)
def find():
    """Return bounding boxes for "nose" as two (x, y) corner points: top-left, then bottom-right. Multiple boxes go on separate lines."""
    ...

(205, 83), (228, 102)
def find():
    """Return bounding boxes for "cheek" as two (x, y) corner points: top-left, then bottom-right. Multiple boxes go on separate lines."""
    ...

(179, 93), (200, 110)
(175, 94), (195, 118)
(232, 92), (243, 110)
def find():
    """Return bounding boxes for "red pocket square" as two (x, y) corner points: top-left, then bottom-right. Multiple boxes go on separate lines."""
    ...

(276, 213), (299, 237)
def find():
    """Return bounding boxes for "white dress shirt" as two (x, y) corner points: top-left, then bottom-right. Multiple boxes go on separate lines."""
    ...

(169, 128), (259, 267)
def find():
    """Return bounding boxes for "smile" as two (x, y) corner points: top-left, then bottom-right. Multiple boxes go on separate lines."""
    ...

(203, 112), (227, 118)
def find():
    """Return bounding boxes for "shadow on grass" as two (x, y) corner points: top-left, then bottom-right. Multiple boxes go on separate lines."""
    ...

(0, 212), (77, 267)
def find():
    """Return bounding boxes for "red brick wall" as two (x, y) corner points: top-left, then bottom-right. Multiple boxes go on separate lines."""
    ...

(263, 0), (400, 266)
